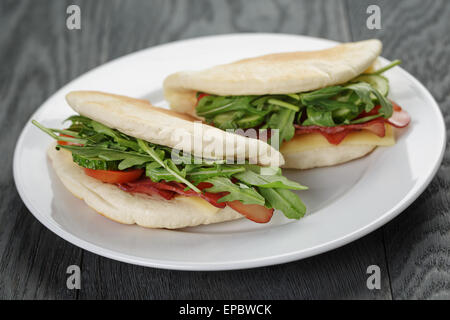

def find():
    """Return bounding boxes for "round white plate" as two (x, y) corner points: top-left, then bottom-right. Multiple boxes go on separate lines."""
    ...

(14, 34), (446, 270)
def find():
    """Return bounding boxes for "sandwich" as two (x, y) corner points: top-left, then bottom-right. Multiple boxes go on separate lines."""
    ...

(32, 91), (307, 229)
(163, 39), (411, 169)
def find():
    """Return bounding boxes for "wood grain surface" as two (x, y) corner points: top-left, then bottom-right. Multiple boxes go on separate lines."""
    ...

(0, 0), (448, 300)
(348, 0), (450, 300)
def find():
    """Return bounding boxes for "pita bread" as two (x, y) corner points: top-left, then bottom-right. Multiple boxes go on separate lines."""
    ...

(48, 144), (243, 229)
(164, 39), (382, 116)
(66, 91), (284, 167)
(281, 145), (376, 169)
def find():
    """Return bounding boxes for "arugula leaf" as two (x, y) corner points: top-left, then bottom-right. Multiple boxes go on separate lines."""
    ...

(267, 108), (296, 144)
(91, 120), (140, 151)
(371, 87), (393, 118)
(212, 111), (246, 130)
(370, 59), (401, 75)
(58, 145), (155, 170)
(32, 120), (88, 145)
(344, 82), (375, 112)
(118, 156), (152, 170)
(196, 95), (256, 118)
(267, 99), (300, 112)
(64, 115), (92, 125)
(315, 99), (360, 112)
(302, 106), (335, 126)
(204, 177), (265, 205)
(258, 187), (306, 219)
(186, 165), (245, 184)
(234, 169), (308, 190)
(350, 114), (383, 124)
(300, 86), (345, 103)
(145, 160), (188, 183)
(137, 139), (201, 193)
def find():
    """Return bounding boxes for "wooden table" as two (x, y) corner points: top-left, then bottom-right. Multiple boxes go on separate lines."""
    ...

(1, 0), (448, 300)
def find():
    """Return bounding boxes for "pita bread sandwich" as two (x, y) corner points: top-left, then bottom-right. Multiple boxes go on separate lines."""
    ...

(164, 39), (411, 169)
(32, 91), (307, 229)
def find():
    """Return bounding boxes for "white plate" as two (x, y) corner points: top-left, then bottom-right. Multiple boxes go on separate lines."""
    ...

(14, 34), (446, 270)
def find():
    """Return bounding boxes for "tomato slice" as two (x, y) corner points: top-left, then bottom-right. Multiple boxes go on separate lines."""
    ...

(84, 168), (144, 184)
(227, 200), (274, 223)
(57, 134), (83, 146)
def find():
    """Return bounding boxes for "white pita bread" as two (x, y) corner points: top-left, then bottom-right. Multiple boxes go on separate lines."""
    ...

(48, 144), (243, 229)
(66, 91), (284, 167)
(164, 39), (382, 116)
(281, 145), (376, 169)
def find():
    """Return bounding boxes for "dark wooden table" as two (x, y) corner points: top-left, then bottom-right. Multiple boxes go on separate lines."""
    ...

(1, 0), (449, 300)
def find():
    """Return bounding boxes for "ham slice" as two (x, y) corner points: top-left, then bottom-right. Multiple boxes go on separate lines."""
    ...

(118, 179), (228, 208)
(295, 102), (410, 145)
(295, 118), (386, 145)
(386, 102), (411, 128)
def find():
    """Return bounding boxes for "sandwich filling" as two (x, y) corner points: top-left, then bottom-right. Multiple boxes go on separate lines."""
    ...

(33, 116), (307, 223)
(194, 60), (410, 146)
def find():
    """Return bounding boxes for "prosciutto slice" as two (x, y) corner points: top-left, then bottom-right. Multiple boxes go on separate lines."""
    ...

(294, 103), (410, 145)
(294, 118), (386, 145)
(118, 179), (228, 208)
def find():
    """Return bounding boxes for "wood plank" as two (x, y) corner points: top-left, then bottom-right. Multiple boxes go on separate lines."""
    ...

(346, 0), (450, 299)
(80, 231), (389, 299)
(0, 0), (86, 299)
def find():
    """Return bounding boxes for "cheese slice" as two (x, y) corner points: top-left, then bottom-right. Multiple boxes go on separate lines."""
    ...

(175, 196), (221, 216)
(281, 124), (395, 154)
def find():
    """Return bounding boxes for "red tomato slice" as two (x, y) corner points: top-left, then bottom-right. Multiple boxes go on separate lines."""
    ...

(227, 200), (274, 223)
(84, 168), (144, 184)
(57, 134), (83, 146)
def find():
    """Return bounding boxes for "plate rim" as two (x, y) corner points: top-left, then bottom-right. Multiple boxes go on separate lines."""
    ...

(13, 33), (447, 270)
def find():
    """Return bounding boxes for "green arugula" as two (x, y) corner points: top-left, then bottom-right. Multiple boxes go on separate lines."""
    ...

(204, 177), (265, 205)
(258, 187), (306, 220)
(195, 60), (401, 145)
(186, 165), (246, 184)
(137, 139), (201, 193)
(234, 168), (307, 190)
